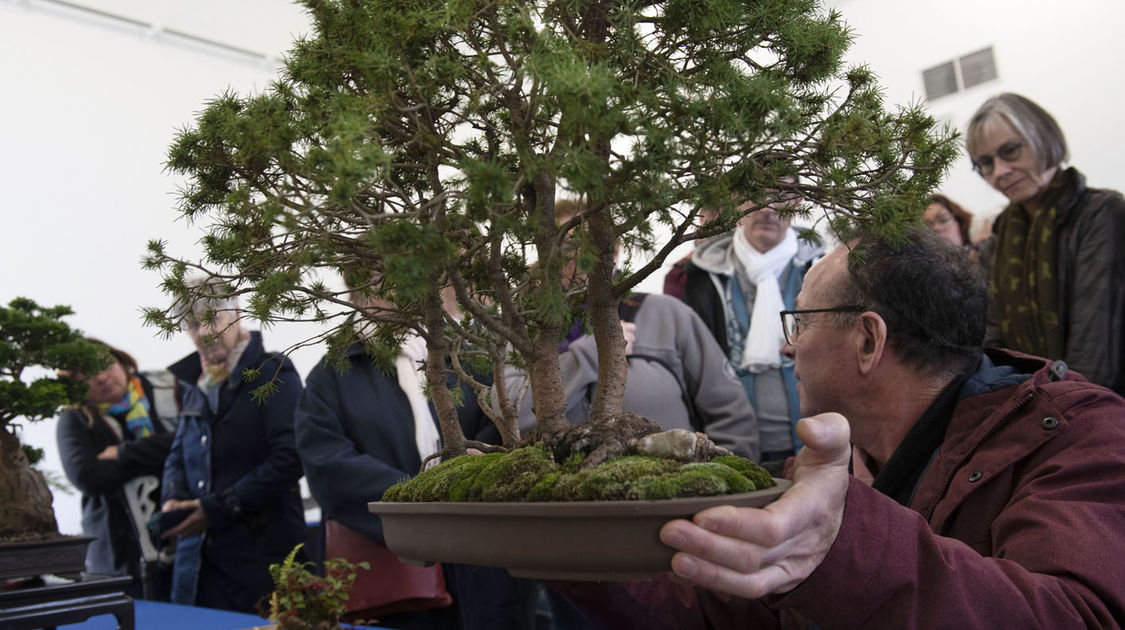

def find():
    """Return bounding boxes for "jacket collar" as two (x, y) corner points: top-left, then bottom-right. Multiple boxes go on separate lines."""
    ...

(691, 228), (823, 276)
(911, 348), (1056, 524)
(168, 330), (266, 385)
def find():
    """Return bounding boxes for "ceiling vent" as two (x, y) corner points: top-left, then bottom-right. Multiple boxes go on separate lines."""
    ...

(922, 46), (997, 101)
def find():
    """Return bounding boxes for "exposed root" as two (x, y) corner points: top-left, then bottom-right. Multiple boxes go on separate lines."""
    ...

(420, 441), (510, 471)
(534, 413), (732, 470)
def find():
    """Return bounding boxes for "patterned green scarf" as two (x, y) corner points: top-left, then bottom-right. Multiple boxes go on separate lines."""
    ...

(989, 168), (1073, 359)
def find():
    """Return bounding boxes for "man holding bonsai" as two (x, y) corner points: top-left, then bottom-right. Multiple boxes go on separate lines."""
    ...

(556, 228), (1125, 628)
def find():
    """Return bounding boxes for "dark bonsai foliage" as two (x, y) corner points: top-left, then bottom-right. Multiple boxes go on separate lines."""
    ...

(0, 298), (109, 539)
(145, 0), (958, 473)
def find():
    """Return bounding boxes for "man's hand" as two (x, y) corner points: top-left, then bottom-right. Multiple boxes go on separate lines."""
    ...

(160, 499), (210, 539)
(658, 412), (851, 599)
(96, 445), (118, 461)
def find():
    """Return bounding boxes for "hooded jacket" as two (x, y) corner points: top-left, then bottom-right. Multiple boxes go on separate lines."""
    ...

(680, 228), (822, 454)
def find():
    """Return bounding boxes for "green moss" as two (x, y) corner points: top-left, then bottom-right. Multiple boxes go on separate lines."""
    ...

(466, 445), (558, 501)
(627, 462), (749, 500)
(448, 453), (505, 501)
(550, 456), (682, 501)
(382, 480), (405, 502)
(383, 447), (777, 503)
(711, 455), (776, 490)
(383, 452), (503, 502)
(561, 451), (587, 473)
(527, 472), (562, 501)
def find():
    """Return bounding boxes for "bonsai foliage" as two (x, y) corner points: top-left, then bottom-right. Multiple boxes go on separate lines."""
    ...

(260, 543), (369, 630)
(0, 298), (108, 539)
(145, 0), (957, 461)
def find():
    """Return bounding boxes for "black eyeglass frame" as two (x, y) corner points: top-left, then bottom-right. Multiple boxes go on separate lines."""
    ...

(971, 139), (1026, 176)
(779, 306), (868, 346)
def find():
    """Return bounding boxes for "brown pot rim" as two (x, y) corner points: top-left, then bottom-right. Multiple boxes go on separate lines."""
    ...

(370, 479), (791, 516)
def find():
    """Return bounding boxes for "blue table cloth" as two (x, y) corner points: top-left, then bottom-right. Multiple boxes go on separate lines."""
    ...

(60, 598), (386, 630)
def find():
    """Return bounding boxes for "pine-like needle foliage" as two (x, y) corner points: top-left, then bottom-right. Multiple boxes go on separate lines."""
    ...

(146, 0), (958, 454)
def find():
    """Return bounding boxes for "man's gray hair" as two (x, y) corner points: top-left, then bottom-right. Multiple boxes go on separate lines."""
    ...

(172, 275), (239, 324)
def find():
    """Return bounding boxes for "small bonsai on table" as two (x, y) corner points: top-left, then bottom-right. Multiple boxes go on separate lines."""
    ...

(0, 298), (107, 543)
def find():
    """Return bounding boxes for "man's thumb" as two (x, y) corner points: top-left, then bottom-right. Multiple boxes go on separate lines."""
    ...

(794, 412), (851, 466)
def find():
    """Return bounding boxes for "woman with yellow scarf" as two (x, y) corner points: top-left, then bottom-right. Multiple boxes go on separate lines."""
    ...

(56, 339), (180, 599)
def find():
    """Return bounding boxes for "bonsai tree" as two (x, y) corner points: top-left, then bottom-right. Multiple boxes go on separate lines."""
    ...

(0, 298), (108, 540)
(145, 0), (956, 468)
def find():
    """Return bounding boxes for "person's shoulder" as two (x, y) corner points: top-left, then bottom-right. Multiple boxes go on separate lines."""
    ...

(637, 292), (693, 315)
(635, 293), (710, 335)
(262, 351), (299, 372)
(790, 228), (826, 268)
(1082, 186), (1125, 218)
(688, 233), (735, 274)
(56, 407), (87, 429)
(1038, 371), (1125, 413)
(306, 344), (378, 382)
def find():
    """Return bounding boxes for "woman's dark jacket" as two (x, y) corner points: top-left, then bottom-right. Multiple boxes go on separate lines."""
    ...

(56, 374), (175, 590)
(294, 344), (546, 630)
(985, 167), (1125, 395)
(163, 331), (305, 613)
(294, 342), (498, 544)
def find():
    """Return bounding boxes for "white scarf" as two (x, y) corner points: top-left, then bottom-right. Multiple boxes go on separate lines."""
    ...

(394, 334), (442, 469)
(732, 227), (799, 372)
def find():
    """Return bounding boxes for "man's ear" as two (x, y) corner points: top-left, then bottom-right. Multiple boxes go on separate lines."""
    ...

(856, 311), (887, 375)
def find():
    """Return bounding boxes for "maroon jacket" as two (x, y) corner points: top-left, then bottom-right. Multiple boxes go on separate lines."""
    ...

(556, 349), (1125, 628)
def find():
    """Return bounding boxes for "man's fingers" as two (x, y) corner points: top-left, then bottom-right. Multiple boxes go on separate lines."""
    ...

(668, 550), (788, 600)
(662, 515), (767, 574)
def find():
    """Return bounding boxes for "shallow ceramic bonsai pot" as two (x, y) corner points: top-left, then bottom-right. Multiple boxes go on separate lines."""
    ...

(369, 479), (790, 581)
(0, 535), (95, 580)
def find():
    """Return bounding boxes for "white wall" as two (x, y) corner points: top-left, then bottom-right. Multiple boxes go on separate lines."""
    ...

(828, 0), (1125, 226)
(0, 0), (315, 534)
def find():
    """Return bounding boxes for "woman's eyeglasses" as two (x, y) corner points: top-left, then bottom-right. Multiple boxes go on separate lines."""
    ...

(971, 140), (1025, 177)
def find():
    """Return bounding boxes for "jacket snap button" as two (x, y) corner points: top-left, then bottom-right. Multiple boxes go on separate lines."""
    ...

(196, 480), (205, 489)
(1041, 416), (1059, 430)
(968, 471), (982, 483)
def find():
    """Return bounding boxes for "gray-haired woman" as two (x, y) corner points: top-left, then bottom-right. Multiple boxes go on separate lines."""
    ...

(967, 92), (1125, 395)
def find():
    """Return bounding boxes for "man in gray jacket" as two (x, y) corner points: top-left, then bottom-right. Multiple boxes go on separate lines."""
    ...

(497, 200), (759, 460)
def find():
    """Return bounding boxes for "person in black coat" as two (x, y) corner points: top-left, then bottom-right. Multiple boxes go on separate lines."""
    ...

(161, 298), (306, 614)
(57, 339), (180, 599)
(295, 283), (539, 630)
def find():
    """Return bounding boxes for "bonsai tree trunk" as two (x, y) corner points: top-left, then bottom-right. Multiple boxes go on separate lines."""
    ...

(585, 200), (627, 423)
(424, 281), (469, 459)
(0, 429), (58, 539)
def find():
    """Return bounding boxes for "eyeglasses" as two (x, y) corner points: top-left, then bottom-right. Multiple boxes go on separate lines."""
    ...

(779, 306), (868, 346)
(971, 140), (1025, 176)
